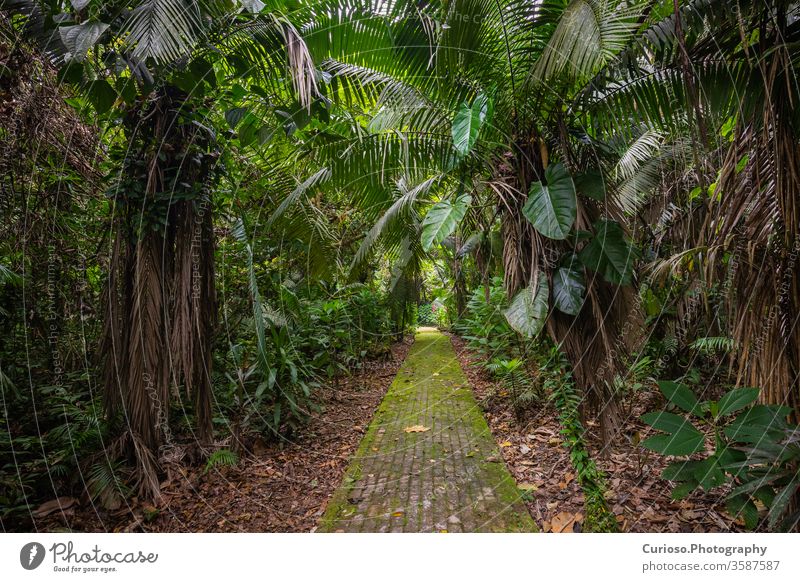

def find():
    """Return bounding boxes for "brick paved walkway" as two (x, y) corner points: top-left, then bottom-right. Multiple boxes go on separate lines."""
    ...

(319, 328), (537, 532)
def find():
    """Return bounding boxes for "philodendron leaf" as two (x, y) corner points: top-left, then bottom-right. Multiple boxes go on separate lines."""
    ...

(574, 169), (605, 201)
(452, 92), (490, 156)
(578, 219), (639, 285)
(552, 267), (585, 316)
(421, 194), (471, 251)
(60, 22), (109, 62)
(522, 163), (576, 240)
(504, 275), (549, 338)
(715, 387), (759, 418)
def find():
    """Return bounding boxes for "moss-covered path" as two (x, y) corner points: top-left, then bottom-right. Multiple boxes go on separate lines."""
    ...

(319, 328), (537, 532)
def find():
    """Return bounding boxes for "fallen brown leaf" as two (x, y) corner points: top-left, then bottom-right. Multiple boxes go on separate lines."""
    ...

(33, 497), (76, 518)
(550, 511), (582, 533)
(404, 425), (430, 433)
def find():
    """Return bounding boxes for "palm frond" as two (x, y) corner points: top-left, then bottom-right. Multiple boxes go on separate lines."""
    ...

(534, 0), (646, 84)
(123, 0), (203, 64)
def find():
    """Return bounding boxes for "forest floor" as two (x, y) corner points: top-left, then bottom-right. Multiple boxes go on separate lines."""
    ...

(449, 334), (744, 533)
(319, 327), (536, 532)
(32, 337), (413, 533)
(31, 328), (744, 533)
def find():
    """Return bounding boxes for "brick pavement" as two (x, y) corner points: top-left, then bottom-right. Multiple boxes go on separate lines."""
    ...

(319, 328), (537, 532)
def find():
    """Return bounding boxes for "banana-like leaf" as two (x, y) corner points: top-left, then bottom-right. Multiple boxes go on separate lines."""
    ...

(504, 275), (549, 338)
(421, 194), (471, 251)
(522, 163), (576, 240)
(451, 92), (490, 156)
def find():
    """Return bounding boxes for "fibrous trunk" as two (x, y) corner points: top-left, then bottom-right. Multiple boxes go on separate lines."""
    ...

(101, 87), (218, 498)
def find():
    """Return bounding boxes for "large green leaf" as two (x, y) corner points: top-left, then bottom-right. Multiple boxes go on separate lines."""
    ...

(421, 194), (471, 251)
(59, 22), (109, 62)
(574, 169), (605, 201)
(657, 381), (700, 415)
(504, 275), (549, 338)
(552, 267), (585, 316)
(578, 220), (639, 285)
(641, 423), (705, 456)
(641, 411), (696, 434)
(451, 92), (490, 156)
(724, 404), (791, 443)
(661, 460), (704, 482)
(522, 163), (576, 240)
(716, 387), (759, 418)
(87, 80), (117, 115)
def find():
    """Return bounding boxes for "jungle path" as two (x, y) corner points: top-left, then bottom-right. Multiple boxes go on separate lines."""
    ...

(319, 328), (537, 532)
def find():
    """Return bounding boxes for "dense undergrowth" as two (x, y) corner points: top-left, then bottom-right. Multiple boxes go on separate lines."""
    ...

(451, 278), (800, 531)
(2, 0), (800, 533)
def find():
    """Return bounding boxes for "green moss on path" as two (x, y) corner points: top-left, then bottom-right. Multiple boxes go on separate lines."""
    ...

(319, 328), (538, 532)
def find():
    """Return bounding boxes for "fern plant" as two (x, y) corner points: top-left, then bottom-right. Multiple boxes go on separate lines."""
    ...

(204, 449), (239, 475)
(486, 357), (541, 419)
(689, 336), (735, 355)
(546, 348), (618, 532)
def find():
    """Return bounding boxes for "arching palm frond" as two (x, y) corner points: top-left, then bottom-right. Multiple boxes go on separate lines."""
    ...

(123, 0), (204, 64)
(534, 0), (647, 84)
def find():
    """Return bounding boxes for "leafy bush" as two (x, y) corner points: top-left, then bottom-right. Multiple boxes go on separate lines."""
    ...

(454, 277), (517, 360)
(486, 358), (542, 417)
(641, 381), (800, 530)
(417, 303), (435, 325)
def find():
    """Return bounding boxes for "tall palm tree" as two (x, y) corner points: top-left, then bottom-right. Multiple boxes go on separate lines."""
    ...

(275, 0), (648, 441)
(589, 0), (800, 414)
(0, 0), (318, 496)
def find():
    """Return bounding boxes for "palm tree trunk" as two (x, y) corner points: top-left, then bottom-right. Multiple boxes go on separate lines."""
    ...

(101, 86), (218, 498)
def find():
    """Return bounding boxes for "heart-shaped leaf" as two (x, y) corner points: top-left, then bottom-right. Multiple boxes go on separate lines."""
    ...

(504, 275), (549, 338)
(522, 163), (576, 240)
(552, 267), (585, 315)
(421, 194), (471, 251)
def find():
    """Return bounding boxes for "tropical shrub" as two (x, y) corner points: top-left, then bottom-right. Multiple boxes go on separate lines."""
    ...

(642, 381), (800, 531)
(454, 277), (517, 360)
(417, 303), (435, 325)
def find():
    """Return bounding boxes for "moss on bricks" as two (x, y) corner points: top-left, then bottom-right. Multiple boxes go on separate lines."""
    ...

(318, 328), (538, 533)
